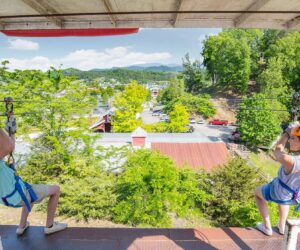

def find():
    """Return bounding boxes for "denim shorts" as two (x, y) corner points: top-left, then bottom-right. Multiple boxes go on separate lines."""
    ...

(262, 182), (297, 205)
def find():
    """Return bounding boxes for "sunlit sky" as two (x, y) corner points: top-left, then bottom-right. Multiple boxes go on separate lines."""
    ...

(0, 28), (221, 71)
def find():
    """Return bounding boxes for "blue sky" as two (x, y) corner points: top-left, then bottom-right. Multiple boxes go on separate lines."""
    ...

(0, 28), (220, 71)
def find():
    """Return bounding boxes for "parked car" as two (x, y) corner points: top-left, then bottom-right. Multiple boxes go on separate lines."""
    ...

(189, 118), (196, 124)
(208, 119), (228, 126)
(197, 119), (205, 124)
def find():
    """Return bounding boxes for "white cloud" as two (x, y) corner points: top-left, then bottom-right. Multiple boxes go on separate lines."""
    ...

(198, 32), (219, 47)
(2, 46), (172, 71)
(8, 39), (40, 51)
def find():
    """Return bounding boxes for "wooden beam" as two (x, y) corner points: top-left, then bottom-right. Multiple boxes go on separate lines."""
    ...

(172, 0), (184, 27)
(234, 0), (271, 27)
(286, 16), (300, 30)
(102, 0), (117, 27)
(21, 0), (63, 27)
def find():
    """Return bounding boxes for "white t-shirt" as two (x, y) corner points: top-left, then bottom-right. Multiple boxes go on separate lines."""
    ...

(271, 156), (300, 203)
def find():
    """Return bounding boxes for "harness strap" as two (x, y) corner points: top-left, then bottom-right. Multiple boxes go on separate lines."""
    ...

(2, 176), (37, 212)
(278, 178), (300, 211)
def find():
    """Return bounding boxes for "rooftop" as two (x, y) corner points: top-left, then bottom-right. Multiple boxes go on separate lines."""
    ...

(152, 142), (229, 171)
(0, 225), (297, 250)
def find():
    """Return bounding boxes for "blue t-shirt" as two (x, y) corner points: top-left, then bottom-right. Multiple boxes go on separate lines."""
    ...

(271, 156), (300, 203)
(0, 159), (25, 206)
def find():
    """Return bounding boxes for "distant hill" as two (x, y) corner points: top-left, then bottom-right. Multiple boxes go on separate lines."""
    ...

(62, 65), (181, 83)
(124, 65), (183, 72)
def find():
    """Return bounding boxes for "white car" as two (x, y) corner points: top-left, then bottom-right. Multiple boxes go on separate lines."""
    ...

(189, 118), (196, 124)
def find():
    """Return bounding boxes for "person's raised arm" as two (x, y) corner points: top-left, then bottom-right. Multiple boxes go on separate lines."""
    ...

(0, 128), (15, 159)
(273, 132), (294, 174)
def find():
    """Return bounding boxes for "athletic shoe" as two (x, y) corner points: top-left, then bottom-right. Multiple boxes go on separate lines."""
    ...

(256, 223), (273, 236)
(277, 223), (285, 235)
(16, 221), (30, 236)
(44, 222), (68, 235)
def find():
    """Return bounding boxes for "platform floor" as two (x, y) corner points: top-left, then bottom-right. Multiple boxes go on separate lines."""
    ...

(0, 225), (298, 250)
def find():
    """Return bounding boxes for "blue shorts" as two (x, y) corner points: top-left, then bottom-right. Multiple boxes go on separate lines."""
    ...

(261, 182), (297, 205)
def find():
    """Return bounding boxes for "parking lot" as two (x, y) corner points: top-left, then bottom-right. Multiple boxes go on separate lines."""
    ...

(141, 109), (236, 142)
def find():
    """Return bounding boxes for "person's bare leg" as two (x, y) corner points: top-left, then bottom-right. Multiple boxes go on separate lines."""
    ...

(278, 204), (290, 232)
(46, 185), (60, 227)
(19, 205), (32, 228)
(255, 186), (272, 229)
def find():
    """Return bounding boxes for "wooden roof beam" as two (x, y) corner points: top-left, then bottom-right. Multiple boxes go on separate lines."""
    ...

(102, 0), (117, 27)
(172, 0), (184, 27)
(286, 16), (300, 30)
(21, 0), (63, 28)
(234, 0), (271, 27)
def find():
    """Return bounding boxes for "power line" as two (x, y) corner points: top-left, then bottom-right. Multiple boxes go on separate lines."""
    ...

(213, 105), (289, 112)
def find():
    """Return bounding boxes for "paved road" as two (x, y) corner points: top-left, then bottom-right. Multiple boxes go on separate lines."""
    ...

(141, 108), (235, 141)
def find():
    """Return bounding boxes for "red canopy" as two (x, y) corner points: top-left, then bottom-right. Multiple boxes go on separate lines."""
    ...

(1, 28), (139, 37)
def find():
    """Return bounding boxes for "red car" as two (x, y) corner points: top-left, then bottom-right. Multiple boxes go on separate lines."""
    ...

(208, 119), (229, 126)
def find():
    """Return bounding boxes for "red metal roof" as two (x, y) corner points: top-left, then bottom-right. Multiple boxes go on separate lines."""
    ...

(1, 28), (139, 37)
(151, 142), (229, 171)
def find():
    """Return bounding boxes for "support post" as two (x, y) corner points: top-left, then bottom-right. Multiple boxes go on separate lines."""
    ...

(284, 219), (300, 250)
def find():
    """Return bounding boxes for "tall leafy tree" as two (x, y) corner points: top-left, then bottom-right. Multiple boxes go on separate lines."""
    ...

(267, 32), (300, 91)
(167, 104), (189, 133)
(157, 77), (185, 104)
(112, 80), (148, 132)
(236, 93), (287, 146)
(202, 32), (251, 93)
(182, 53), (206, 93)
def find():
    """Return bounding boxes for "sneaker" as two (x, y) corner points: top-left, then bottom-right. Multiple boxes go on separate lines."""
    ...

(256, 223), (273, 236)
(277, 223), (285, 235)
(44, 222), (68, 235)
(16, 221), (30, 236)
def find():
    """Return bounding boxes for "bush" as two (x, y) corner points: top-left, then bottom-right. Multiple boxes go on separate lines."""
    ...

(113, 149), (207, 227)
(204, 157), (266, 226)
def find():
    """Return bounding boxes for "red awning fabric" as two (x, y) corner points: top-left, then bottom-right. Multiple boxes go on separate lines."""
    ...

(1, 28), (139, 37)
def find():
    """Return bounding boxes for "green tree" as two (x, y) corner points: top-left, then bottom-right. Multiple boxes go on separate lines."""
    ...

(205, 157), (265, 226)
(164, 93), (216, 119)
(257, 57), (288, 97)
(112, 81), (148, 132)
(167, 104), (189, 132)
(268, 32), (300, 91)
(202, 31), (251, 93)
(113, 149), (207, 227)
(236, 93), (287, 146)
(182, 53), (206, 93)
(157, 78), (185, 104)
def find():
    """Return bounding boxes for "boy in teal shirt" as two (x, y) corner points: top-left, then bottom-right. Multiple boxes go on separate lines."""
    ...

(0, 118), (67, 235)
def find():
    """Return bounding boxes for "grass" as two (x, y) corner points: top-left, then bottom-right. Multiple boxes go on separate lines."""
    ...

(249, 152), (279, 178)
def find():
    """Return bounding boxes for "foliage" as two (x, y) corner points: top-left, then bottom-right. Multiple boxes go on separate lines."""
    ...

(112, 81), (148, 132)
(267, 32), (300, 91)
(236, 93), (287, 146)
(202, 31), (251, 93)
(157, 78), (185, 104)
(182, 53), (207, 93)
(167, 104), (189, 133)
(164, 93), (216, 118)
(113, 149), (207, 227)
(0, 65), (118, 221)
(63, 67), (176, 84)
(204, 157), (265, 226)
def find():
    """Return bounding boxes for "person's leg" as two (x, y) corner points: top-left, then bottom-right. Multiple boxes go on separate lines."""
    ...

(278, 204), (290, 233)
(46, 185), (60, 227)
(19, 205), (33, 228)
(255, 186), (272, 229)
